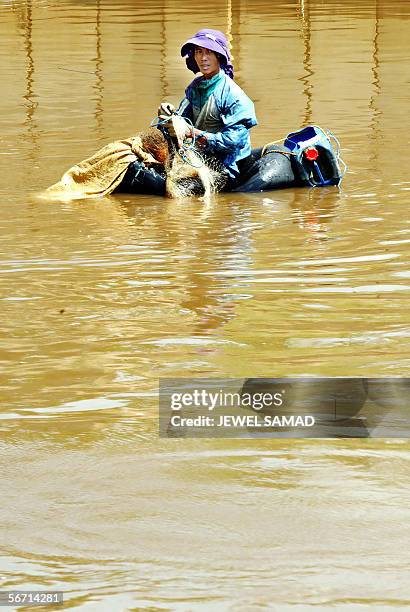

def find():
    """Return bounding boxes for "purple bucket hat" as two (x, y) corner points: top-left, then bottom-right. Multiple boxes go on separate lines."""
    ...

(180, 29), (234, 79)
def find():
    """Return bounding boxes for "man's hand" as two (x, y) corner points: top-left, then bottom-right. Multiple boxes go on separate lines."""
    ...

(158, 102), (175, 120)
(168, 116), (193, 148)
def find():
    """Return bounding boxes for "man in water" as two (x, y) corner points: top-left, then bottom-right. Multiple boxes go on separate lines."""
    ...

(159, 28), (258, 191)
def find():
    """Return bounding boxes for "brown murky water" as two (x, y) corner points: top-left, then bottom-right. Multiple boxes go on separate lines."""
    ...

(1, 1), (410, 609)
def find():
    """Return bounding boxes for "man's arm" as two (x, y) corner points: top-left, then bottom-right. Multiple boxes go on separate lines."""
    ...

(191, 122), (249, 155)
(190, 94), (257, 154)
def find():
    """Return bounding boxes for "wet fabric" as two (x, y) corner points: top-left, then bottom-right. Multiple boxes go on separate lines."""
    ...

(193, 96), (224, 133)
(178, 71), (257, 178)
(46, 136), (161, 200)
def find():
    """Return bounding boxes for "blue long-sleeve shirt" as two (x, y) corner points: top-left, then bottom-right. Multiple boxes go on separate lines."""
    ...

(177, 72), (257, 178)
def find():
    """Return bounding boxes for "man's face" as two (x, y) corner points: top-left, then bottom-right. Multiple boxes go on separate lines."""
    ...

(194, 46), (220, 78)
